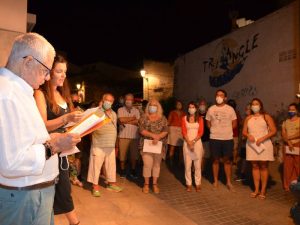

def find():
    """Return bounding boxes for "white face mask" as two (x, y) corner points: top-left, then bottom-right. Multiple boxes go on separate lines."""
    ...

(149, 105), (158, 114)
(251, 105), (260, 113)
(188, 108), (196, 115)
(216, 96), (224, 105)
(103, 101), (112, 110)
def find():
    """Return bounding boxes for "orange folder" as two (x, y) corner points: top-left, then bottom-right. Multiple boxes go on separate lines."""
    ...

(67, 108), (111, 137)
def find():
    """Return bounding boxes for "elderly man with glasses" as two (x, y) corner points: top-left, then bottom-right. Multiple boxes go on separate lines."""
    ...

(0, 33), (81, 225)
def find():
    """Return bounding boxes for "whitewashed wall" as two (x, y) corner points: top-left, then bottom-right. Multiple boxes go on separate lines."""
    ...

(174, 1), (300, 115)
(0, 0), (27, 66)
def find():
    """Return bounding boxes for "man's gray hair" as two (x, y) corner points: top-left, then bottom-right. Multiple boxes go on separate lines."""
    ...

(6, 32), (55, 66)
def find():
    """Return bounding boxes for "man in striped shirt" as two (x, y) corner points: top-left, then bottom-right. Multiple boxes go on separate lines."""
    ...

(87, 93), (123, 197)
(118, 93), (140, 179)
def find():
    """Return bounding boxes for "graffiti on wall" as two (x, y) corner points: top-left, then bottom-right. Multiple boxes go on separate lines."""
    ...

(231, 85), (258, 100)
(203, 33), (259, 87)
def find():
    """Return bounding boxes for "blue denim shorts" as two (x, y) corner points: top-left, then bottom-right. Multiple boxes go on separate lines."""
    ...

(0, 185), (55, 225)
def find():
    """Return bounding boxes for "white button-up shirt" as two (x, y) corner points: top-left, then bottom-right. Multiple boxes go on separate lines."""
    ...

(117, 106), (140, 139)
(0, 68), (58, 187)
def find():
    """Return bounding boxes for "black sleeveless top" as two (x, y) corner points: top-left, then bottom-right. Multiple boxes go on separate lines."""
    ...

(46, 100), (70, 134)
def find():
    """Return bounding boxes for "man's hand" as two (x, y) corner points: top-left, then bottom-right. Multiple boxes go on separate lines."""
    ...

(49, 133), (81, 154)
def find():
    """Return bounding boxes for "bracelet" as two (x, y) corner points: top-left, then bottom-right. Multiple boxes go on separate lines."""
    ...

(193, 139), (197, 143)
(43, 141), (54, 160)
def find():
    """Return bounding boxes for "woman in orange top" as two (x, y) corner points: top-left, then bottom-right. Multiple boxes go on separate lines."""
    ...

(182, 102), (204, 192)
(167, 100), (185, 165)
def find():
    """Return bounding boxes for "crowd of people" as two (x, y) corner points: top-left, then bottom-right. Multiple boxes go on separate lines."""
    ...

(0, 32), (299, 225)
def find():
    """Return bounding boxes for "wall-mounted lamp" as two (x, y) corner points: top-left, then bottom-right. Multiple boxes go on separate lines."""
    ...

(76, 83), (81, 90)
(140, 69), (146, 78)
(140, 69), (149, 100)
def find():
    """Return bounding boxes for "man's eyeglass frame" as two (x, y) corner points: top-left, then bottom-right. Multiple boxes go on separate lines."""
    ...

(23, 56), (51, 76)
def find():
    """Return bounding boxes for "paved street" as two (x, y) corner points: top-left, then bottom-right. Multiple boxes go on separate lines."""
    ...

(55, 160), (296, 225)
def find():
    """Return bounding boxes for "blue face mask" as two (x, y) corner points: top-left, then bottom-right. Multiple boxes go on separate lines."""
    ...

(148, 105), (158, 114)
(288, 111), (297, 118)
(103, 101), (112, 110)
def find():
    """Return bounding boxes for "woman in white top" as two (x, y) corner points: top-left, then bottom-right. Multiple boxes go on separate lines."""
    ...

(242, 98), (276, 200)
(182, 102), (204, 192)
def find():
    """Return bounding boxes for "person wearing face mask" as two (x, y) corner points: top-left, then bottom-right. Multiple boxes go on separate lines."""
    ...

(138, 99), (168, 194)
(182, 102), (204, 192)
(198, 99), (210, 173)
(206, 89), (237, 191)
(167, 100), (186, 167)
(282, 103), (300, 191)
(117, 93), (140, 179)
(242, 98), (277, 199)
(34, 54), (83, 225)
(87, 93), (123, 197)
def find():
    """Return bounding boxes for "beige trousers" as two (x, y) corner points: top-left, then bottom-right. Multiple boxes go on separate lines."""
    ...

(87, 146), (116, 185)
(142, 152), (163, 178)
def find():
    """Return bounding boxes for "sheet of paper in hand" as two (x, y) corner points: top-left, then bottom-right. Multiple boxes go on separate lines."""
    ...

(248, 139), (266, 155)
(285, 146), (300, 155)
(64, 107), (99, 128)
(67, 108), (111, 137)
(143, 139), (162, 154)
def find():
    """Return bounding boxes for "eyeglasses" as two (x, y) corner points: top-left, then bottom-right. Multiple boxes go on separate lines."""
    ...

(23, 56), (51, 77)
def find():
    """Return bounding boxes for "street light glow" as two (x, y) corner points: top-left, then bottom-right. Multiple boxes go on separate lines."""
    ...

(140, 70), (146, 77)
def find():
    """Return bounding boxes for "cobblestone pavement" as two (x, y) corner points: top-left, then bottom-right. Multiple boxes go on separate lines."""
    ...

(155, 161), (295, 225)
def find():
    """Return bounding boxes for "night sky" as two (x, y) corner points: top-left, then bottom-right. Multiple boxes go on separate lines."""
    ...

(27, 0), (283, 70)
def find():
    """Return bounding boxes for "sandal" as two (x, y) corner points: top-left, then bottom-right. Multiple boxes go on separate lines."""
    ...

(71, 178), (83, 187)
(186, 185), (192, 192)
(153, 184), (160, 194)
(195, 185), (201, 192)
(250, 192), (260, 198)
(142, 184), (149, 194)
(258, 194), (266, 200)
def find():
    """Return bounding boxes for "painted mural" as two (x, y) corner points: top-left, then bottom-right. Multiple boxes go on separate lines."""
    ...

(203, 33), (259, 87)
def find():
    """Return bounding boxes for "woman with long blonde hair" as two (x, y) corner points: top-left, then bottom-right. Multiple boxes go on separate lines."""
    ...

(138, 99), (168, 194)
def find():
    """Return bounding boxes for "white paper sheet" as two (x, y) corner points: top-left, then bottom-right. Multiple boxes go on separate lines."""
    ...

(248, 139), (265, 155)
(285, 146), (300, 155)
(143, 139), (162, 154)
(68, 113), (106, 135)
(60, 146), (80, 157)
(64, 107), (99, 128)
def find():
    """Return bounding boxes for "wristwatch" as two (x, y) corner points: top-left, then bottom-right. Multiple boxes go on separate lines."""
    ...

(43, 141), (53, 160)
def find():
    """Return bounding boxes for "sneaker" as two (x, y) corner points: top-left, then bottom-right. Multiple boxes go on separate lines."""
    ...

(92, 186), (101, 197)
(106, 184), (123, 192)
